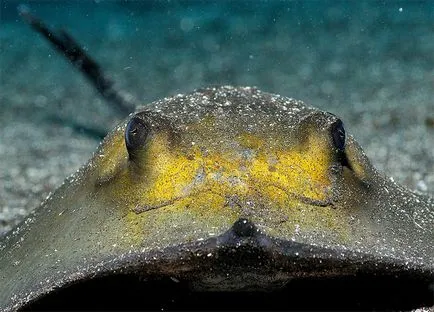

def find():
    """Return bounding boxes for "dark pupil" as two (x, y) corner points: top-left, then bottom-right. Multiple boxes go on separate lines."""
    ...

(331, 119), (345, 152)
(125, 116), (149, 156)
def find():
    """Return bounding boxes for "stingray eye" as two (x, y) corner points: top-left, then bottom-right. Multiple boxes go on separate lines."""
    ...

(125, 116), (150, 159)
(331, 119), (345, 152)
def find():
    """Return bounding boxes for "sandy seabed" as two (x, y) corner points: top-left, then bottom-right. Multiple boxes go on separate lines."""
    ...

(0, 1), (433, 236)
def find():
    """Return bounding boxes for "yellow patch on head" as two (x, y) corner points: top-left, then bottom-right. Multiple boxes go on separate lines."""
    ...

(94, 120), (349, 247)
(248, 133), (334, 204)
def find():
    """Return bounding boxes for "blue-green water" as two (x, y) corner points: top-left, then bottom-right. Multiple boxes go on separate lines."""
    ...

(1, 0), (433, 107)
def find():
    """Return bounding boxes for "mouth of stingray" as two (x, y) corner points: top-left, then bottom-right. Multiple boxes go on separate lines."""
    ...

(26, 273), (434, 310)
(133, 185), (333, 214)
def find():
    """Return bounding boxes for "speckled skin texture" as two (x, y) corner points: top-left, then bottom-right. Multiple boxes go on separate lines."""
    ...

(0, 87), (433, 310)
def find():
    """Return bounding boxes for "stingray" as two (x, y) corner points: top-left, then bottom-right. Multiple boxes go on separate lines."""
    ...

(0, 10), (433, 311)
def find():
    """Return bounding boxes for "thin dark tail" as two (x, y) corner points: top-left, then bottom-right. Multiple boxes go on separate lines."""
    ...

(18, 5), (137, 116)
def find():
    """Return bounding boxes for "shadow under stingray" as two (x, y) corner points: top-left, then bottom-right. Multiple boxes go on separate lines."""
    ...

(27, 273), (433, 311)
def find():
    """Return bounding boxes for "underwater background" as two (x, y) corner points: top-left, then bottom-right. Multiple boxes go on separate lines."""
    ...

(0, 0), (433, 236)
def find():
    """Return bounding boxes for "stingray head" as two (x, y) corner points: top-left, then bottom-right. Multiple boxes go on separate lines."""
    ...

(0, 87), (432, 310)
(94, 100), (352, 248)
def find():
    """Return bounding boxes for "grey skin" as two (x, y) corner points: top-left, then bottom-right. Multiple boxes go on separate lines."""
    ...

(0, 86), (433, 310)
